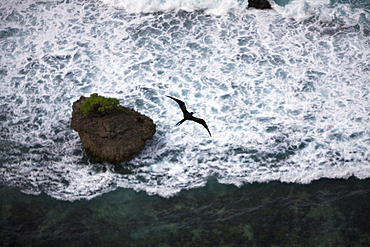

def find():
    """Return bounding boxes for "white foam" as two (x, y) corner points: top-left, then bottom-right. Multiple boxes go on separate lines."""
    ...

(0, 0), (369, 201)
(102, 0), (248, 15)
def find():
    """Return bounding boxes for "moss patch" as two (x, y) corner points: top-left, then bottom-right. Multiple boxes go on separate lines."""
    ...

(80, 93), (122, 115)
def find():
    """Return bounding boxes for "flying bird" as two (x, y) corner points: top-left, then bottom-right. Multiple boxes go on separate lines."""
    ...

(166, 95), (211, 137)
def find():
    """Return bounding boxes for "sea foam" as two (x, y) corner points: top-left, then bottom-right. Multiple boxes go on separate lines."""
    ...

(101, 0), (248, 15)
(0, 0), (369, 200)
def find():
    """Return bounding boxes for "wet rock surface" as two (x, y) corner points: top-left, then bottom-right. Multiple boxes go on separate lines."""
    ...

(70, 96), (156, 163)
(248, 0), (272, 9)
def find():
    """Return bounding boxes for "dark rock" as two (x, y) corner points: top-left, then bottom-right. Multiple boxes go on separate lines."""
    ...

(71, 96), (156, 163)
(248, 0), (272, 9)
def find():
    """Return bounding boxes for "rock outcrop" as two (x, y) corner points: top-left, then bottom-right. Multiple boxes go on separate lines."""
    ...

(248, 0), (272, 9)
(71, 96), (156, 163)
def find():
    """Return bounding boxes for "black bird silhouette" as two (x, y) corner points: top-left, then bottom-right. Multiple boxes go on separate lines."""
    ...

(166, 95), (211, 137)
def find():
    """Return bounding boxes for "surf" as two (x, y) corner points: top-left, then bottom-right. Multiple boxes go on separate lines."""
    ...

(0, 0), (369, 201)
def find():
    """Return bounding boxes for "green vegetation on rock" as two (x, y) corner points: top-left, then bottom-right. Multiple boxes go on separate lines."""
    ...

(80, 93), (122, 115)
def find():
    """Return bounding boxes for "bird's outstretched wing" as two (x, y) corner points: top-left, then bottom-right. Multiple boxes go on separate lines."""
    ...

(192, 117), (212, 137)
(166, 95), (187, 115)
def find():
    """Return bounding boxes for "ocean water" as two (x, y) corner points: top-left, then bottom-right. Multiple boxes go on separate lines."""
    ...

(1, 0), (370, 245)
(1, 0), (370, 202)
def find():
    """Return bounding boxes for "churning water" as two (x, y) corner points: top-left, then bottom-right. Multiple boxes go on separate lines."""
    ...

(1, 0), (370, 201)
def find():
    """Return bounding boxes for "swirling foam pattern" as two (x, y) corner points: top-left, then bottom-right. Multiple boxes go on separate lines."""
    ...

(0, 0), (369, 200)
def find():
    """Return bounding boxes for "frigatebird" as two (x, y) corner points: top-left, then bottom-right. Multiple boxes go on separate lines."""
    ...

(166, 95), (212, 137)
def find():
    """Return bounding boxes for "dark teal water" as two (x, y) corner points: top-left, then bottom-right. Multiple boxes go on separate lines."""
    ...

(1, 177), (370, 246)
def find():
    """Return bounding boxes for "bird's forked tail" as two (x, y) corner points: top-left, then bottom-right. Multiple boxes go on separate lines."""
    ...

(176, 119), (186, 126)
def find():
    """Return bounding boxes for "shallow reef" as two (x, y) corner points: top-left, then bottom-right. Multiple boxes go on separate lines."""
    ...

(1, 177), (370, 246)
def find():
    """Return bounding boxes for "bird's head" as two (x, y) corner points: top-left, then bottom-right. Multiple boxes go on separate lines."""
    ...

(190, 112), (195, 116)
